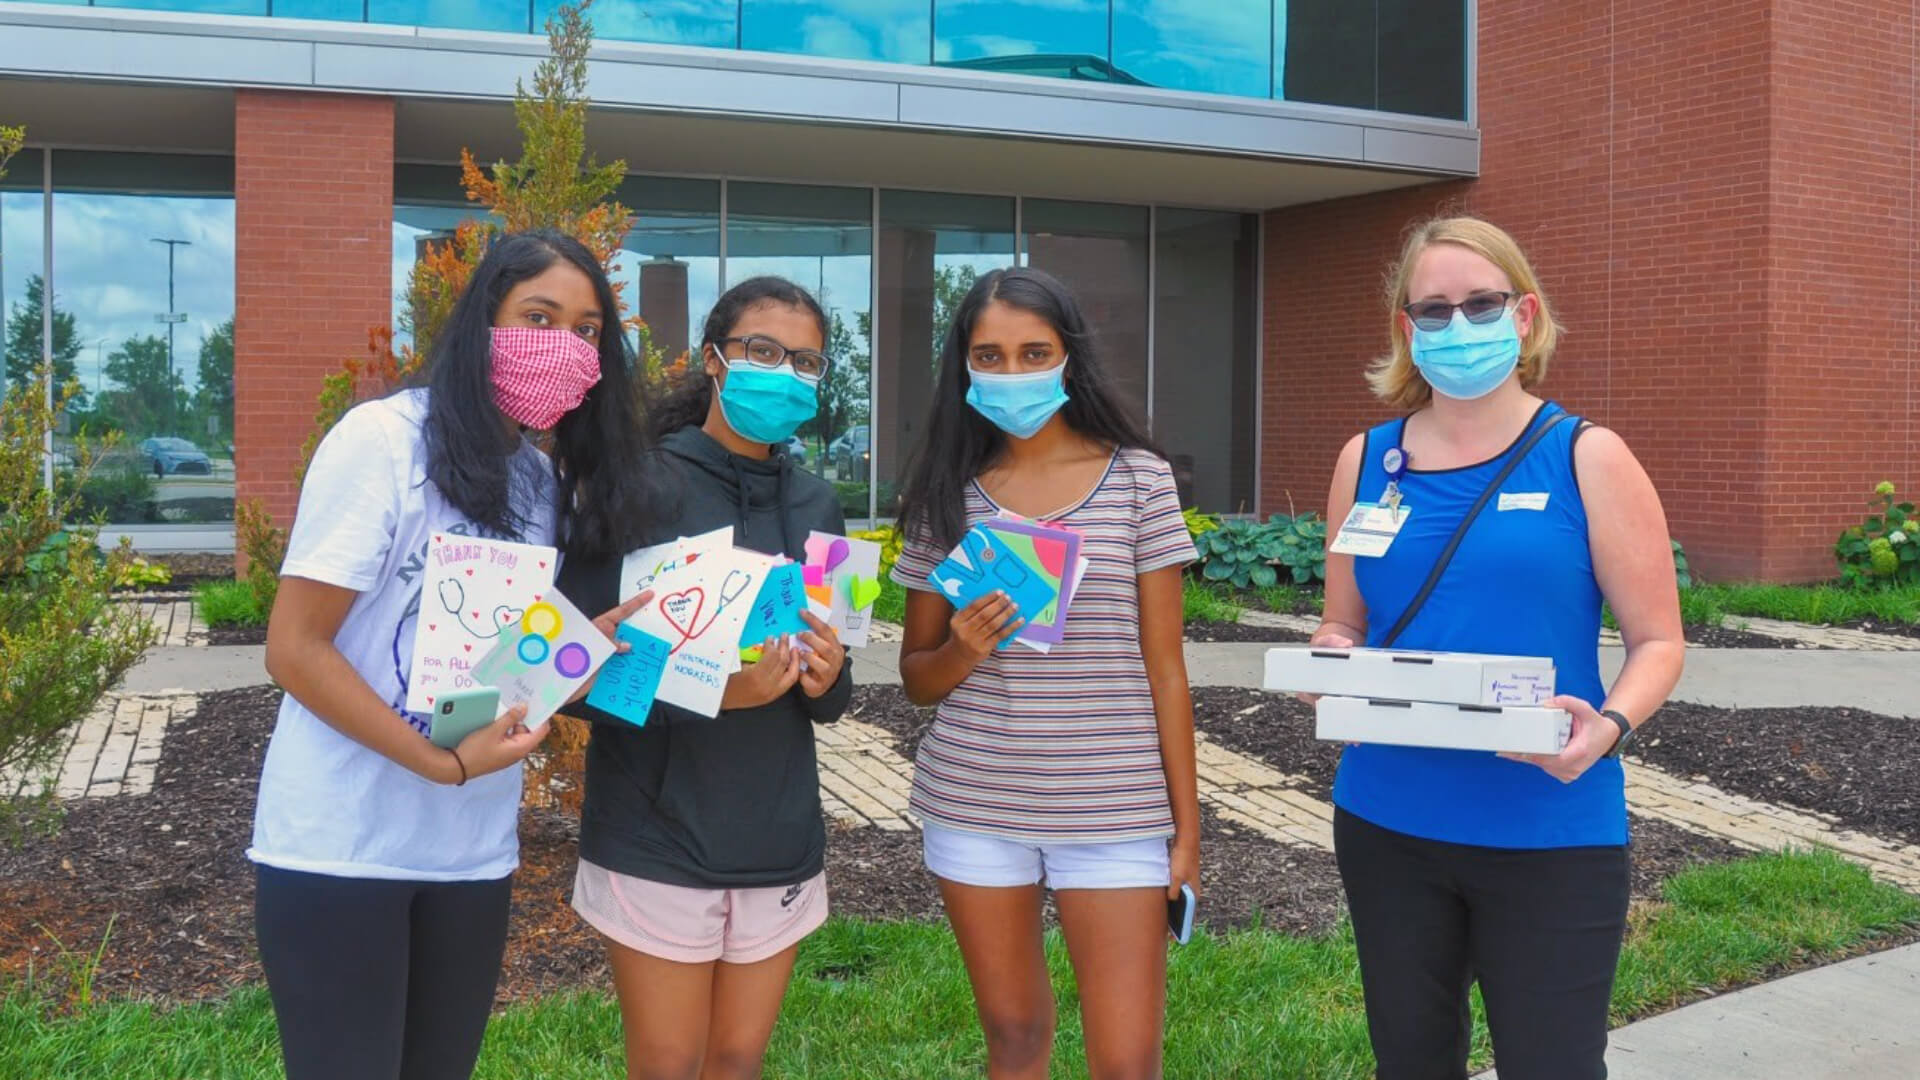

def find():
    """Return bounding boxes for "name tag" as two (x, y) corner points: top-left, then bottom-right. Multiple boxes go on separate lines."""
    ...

(1330, 502), (1412, 558)
(1498, 492), (1551, 512)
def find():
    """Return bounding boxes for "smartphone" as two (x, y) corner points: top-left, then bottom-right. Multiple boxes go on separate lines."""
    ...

(1167, 882), (1197, 945)
(429, 688), (501, 750)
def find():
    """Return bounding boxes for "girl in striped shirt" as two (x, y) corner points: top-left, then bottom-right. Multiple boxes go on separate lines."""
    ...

(893, 266), (1201, 1080)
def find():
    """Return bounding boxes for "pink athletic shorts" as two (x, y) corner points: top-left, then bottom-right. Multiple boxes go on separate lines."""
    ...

(571, 858), (828, 965)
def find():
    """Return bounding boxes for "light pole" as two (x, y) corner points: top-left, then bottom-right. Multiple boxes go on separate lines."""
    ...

(151, 237), (190, 434)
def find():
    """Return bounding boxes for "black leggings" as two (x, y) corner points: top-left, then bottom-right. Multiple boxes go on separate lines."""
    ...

(255, 863), (514, 1080)
(1334, 808), (1630, 1080)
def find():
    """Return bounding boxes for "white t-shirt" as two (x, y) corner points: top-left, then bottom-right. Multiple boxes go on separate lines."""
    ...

(248, 389), (558, 882)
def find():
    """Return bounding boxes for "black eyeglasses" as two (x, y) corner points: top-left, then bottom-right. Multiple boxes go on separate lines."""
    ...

(1402, 291), (1517, 332)
(721, 335), (833, 384)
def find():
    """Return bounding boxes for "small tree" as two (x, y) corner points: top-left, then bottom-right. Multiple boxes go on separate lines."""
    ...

(0, 124), (21, 179)
(4, 276), (85, 404)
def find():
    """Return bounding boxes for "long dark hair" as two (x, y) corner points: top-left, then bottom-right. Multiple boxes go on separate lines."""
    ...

(420, 228), (653, 558)
(647, 276), (830, 442)
(895, 266), (1158, 548)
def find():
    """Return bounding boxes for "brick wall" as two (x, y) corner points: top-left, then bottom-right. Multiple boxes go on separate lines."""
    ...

(1262, 0), (1917, 583)
(233, 90), (395, 532)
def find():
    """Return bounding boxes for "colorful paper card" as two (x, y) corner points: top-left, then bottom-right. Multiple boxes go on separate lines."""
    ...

(738, 562), (810, 647)
(584, 624), (672, 727)
(804, 531), (884, 648)
(620, 527), (734, 599)
(625, 546), (777, 715)
(470, 588), (615, 729)
(1013, 555), (1091, 654)
(406, 534), (558, 714)
(982, 518), (1081, 645)
(927, 524), (1059, 650)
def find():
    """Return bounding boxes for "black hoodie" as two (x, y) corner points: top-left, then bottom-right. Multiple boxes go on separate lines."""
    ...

(556, 425), (852, 888)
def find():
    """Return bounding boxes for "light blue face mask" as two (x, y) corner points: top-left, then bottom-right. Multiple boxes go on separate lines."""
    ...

(965, 362), (1071, 440)
(714, 359), (819, 445)
(1410, 308), (1522, 401)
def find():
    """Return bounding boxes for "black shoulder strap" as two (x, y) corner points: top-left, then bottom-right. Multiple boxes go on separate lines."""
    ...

(1378, 411), (1578, 648)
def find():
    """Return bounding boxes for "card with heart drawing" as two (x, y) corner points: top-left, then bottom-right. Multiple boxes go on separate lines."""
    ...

(405, 534), (558, 714)
(622, 546), (776, 717)
(804, 531), (884, 649)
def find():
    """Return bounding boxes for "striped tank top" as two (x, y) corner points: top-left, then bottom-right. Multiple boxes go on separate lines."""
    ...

(891, 448), (1197, 844)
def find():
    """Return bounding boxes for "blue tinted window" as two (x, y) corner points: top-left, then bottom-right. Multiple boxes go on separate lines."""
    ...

(368, 1), (531, 34)
(934, 0), (1106, 70)
(537, 0), (737, 49)
(95, 0), (267, 13)
(272, 0), (367, 19)
(1277, 0), (1374, 110)
(1112, 0), (1270, 98)
(741, 0), (931, 65)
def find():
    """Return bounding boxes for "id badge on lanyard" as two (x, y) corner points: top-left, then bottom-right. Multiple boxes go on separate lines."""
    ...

(1330, 444), (1414, 558)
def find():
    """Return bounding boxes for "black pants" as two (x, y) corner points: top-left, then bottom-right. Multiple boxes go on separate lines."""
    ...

(255, 863), (515, 1080)
(1334, 808), (1630, 1080)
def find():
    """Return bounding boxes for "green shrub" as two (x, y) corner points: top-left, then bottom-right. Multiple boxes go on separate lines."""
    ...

(1, 374), (158, 819)
(872, 577), (908, 626)
(195, 579), (267, 629)
(1671, 539), (1693, 588)
(1196, 513), (1327, 590)
(69, 464), (159, 524)
(1836, 481), (1919, 587)
(234, 499), (285, 620)
(1183, 507), (1222, 540)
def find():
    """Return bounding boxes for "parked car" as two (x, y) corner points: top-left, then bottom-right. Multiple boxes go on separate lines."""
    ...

(830, 425), (870, 481)
(783, 436), (809, 466)
(138, 437), (213, 477)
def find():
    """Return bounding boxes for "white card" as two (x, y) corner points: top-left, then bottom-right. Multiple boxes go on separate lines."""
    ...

(1329, 502), (1412, 558)
(625, 546), (778, 716)
(620, 527), (735, 598)
(470, 589), (615, 729)
(803, 531), (885, 649)
(407, 534), (558, 714)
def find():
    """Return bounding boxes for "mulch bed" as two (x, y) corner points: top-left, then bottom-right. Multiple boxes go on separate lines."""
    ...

(205, 626), (268, 647)
(1633, 702), (1920, 848)
(1841, 616), (1920, 641)
(149, 553), (236, 590)
(1185, 620), (1313, 644)
(1685, 623), (1819, 649)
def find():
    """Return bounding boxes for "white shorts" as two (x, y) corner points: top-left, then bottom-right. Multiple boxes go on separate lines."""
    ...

(922, 822), (1171, 891)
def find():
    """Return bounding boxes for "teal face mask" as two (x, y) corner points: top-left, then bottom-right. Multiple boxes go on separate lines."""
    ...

(965, 362), (1071, 439)
(714, 360), (819, 445)
(1409, 308), (1521, 401)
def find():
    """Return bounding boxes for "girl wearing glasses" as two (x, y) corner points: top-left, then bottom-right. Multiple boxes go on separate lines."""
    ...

(891, 267), (1201, 1080)
(554, 276), (851, 1080)
(1312, 217), (1684, 1080)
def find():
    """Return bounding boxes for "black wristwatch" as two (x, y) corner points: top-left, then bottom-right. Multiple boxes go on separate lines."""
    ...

(1601, 710), (1635, 758)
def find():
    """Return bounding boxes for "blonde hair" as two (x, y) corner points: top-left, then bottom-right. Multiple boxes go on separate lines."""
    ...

(1367, 216), (1560, 410)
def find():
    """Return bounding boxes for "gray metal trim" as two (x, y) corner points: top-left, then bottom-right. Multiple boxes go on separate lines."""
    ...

(1252, 211), (1265, 518)
(0, 4), (1480, 177)
(1145, 203), (1157, 427)
(867, 184), (879, 526)
(40, 147), (52, 494)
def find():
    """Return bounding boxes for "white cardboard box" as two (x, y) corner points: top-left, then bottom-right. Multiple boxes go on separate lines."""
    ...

(1264, 646), (1555, 707)
(1316, 696), (1572, 755)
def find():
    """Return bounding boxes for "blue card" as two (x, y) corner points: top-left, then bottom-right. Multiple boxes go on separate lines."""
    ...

(585, 624), (672, 727)
(927, 524), (1059, 649)
(738, 562), (809, 647)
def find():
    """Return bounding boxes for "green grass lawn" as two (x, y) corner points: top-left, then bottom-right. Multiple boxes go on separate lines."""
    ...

(1679, 583), (1920, 629)
(6, 851), (1914, 1079)
(193, 580), (267, 629)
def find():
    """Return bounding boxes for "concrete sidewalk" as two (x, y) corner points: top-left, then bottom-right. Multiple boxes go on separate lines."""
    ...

(1479, 943), (1920, 1079)
(134, 642), (1920, 718)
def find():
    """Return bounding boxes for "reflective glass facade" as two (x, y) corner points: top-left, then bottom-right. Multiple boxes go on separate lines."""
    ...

(51, 0), (1468, 119)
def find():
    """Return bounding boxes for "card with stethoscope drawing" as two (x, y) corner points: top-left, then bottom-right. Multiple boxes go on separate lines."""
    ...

(621, 545), (778, 717)
(405, 534), (559, 715)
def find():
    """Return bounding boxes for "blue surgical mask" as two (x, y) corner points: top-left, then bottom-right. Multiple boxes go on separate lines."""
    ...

(966, 362), (1070, 439)
(714, 359), (819, 445)
(1410, 308), (1521, 401)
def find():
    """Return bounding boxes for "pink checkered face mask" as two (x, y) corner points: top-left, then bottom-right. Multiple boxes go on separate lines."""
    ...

(489, 326), (604, 430)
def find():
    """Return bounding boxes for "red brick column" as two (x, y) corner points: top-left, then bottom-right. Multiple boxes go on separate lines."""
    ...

(1260, 0), (1918, 583)
(234, 90), (395, 534)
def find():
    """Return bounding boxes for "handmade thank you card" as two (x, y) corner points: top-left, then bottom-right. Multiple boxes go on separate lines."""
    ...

(804, 531), (884, 648)
(738, 561), (810, 647)
(627, 546), (777, 717)
(470, 590), (615, 729)
(928, 524), (1059, 649)
(585, 624), (673, 728)
(407, 535), (558, 714)
(981, 518), (1080, 645)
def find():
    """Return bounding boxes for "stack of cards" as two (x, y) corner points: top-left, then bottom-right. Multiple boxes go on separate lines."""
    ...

(928, 517), (1089, 652)
(1263, 646), (1571, 754)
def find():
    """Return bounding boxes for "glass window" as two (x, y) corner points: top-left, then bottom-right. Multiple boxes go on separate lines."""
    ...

(52, 152), (237, 527)
(1152, 208), (1257, 513)
(616, 175), (721, 372)
(94, 0), (268, 13)
(391, 166), (473, 351)
(1377, 0), (1466, 120)
(368, 1), (532, 34)
(273, 0), (367, 19)
(1113, 0), (1270, 98)
(875, 189), (1015, 512)
(725, 181), (873, 524)
(1277, 0), (1375, 110)
(934, 0), (1106, 72)
(540, 0), (737, 48)
(740, 0), (931, 65)
(1022, 198), (1150, 425)
(3, 150), (52, 475)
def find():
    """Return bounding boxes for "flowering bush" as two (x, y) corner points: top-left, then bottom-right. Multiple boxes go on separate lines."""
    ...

(1836, 481), (1918, 587)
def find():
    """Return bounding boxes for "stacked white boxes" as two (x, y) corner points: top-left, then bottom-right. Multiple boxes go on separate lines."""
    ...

(1262, 647), (1572, 755)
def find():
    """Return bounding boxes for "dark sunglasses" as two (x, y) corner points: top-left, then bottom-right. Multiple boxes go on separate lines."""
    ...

(1402, 291), (1517, 332)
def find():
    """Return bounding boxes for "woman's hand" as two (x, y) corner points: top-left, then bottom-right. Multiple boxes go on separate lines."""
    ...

(947, 590), (1024, 663)
(1169, 830), (1201, 910)
(448, 703), (548, 782)
(1498, 694), (1619, 783)
(1296, 626), (1358, 705)
(796, 612), (847, 699)
(723, 636), (804, 710)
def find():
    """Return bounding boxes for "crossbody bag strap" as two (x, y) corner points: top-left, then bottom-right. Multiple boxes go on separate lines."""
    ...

(1378, 411), (1578, 648)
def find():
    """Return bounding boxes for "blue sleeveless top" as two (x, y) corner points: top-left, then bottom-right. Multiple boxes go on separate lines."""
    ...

(1332, 402), (1627, 849)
